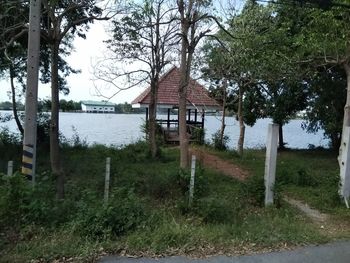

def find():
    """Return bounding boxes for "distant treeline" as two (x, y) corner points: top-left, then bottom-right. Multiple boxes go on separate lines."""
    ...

(0, 100), (147, 114)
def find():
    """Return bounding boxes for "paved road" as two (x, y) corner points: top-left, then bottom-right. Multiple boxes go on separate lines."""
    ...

(99, 241), (350, 263)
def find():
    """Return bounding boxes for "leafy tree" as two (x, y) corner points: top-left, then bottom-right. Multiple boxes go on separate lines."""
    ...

(0, 0), (29, 135)
(40, 0), (111, 198)
(100, 0), (178, 158)
(201, 42), (235, 151)
(0, 1), (80, 137)
(302, 66), (346, 149)
(272, 0), (350, 197)
(177, 0), (220, 168)
(221, 1), (308, 150)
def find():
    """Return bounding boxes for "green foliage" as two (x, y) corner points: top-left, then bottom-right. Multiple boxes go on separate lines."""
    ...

(140, 120), (165, 148)
(61, 126), (88, 149)
(211, 129), (230, 150)
(191, 127), (205, 145)
(1, 144), (345, 261)
(194, 196), (243, 224)
(59, 99), (81, 112)
(138, 170), (179, 199)
(302, 66), (346, 149)
(0, 101), (24, 111)
(241, 174), (266, 206)
(0, 172), (77, 229)
(0, 172), (29, 228)
(0, 127), (21, 145)
(75, 188), (146, 240)
(240, 174), (282, 207)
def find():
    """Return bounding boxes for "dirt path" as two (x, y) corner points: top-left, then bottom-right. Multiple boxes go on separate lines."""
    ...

(284, 197), (329, 223)
(189, 147), (249, 181)
(189, 147), (350, 238)
(284, 197), (350, 238)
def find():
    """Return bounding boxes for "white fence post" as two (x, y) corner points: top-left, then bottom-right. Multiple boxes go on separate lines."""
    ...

(104, 157), (111, 205)
(7, 161), (13, 176)
(264, 123), (279, 206)
(340, 127), (350, 208)
(189, 155), (196, 207)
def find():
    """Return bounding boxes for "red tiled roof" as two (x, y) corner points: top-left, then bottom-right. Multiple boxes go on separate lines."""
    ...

(131, 67), (220, 109)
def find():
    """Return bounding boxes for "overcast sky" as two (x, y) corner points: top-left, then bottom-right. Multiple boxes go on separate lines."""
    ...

(0, 21), (147, 104)
(0, 0), (243, 105)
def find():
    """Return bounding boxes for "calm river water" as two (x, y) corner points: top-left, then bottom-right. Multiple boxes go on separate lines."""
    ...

(0, 111), (329, 149)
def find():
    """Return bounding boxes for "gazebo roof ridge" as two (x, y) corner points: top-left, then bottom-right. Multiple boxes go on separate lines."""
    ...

(131, 66), (221, 110)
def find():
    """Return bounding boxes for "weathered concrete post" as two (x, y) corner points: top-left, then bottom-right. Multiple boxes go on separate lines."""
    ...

(104, 157), (111, 205)
(7, 161), (13, 176)
(264, 123), (279, 206)
(22, 0), (41, 182)
(189, 155), (196, 207)
(339, 127), (350, 208)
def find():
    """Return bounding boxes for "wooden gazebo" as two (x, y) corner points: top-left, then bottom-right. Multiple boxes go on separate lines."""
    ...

(131, 67), (221, 143)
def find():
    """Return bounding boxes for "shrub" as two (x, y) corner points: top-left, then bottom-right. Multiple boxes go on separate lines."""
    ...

(0, 127), (21, 146)
(139, 170), (180, 199)
(140, 120), (165, 149)
(61, 126), (88, 149)
(194, 197), (243, 224)
(191, 127), (205, 145)
(0, 172), (78, 229)
(296, 168), (319, 187)
(211, 130), (230, 150)
(0, 173), (29, 228)
(76, 188), (146, 240)
(120, 141), (152, 162)
(241, 174), (282, 207)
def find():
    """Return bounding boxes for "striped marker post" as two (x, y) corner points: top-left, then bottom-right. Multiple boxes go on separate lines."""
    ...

(22, 144), (35, 180)
(21, 0), (41, 182)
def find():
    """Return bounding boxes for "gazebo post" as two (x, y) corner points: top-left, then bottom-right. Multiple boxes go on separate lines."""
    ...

(130, 67), (221, 145)
(167, 108), (170, 129)
(177, 109), (180, 131)
(201, 109), (205, 130)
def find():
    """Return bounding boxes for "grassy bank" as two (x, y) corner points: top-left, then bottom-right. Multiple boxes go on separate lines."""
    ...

(0, 142), (346, 262)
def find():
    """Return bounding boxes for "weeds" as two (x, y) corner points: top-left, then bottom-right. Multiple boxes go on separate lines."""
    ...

(0, 143), (338, 262)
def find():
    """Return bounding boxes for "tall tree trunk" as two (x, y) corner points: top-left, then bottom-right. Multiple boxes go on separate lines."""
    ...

(50, 42), (64, 199)
(9, 65), (24, 135)
(278, 122), (284, 149)
(237, 85), (245, 156)
(178, 12), (192, 169)
(179, 78), (189, 168)
(149, 78), (158, 158)
(219, 79), (227, 147)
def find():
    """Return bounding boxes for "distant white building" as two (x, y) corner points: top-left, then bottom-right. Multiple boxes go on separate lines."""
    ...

(81, 100), (115, 113)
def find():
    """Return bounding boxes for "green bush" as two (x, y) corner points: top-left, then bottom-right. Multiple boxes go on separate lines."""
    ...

(176, 166), (209, 199)
(0, 127), (21, 146)
(139, 170), (180, 199)
(211, 130), (230, 150)
(278, 168), (319, 187)
(76, 188), (146, 240)
(0, 172), (79, 229)
(61, 126), (88, 149)
(191, 127), (205, 145)
(241, 174), (266, 206)
(241, 174), (282, 207)
(194, 197), (243, 224)
(119, 141), (152, 162)
(0, 173), (29, 228)
(296, 168), (319, 187)
(140, 120), (165, 151)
